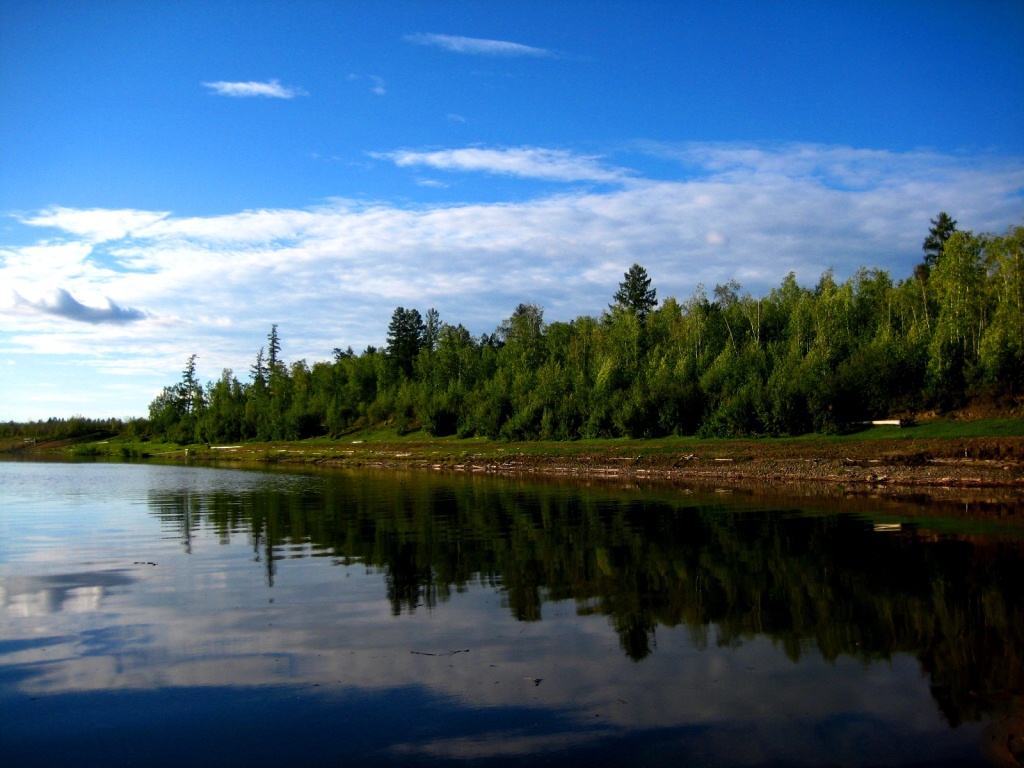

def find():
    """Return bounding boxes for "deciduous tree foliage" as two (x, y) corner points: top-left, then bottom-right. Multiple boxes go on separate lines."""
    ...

(148, 221), (1023, 443)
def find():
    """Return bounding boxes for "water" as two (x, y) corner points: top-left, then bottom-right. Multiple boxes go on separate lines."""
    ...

(1, 460), (1021, 767)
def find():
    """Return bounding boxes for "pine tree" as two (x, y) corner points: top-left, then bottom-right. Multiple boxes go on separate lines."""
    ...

(267, 324), (282, 373)
(386, 307), (425, 378)
(250, 347), (267, 388)
(178, 354), (203, 415)
(922, 212), (957, 267)
(423, 308), (441, 352)
(612, 264), (658, 322)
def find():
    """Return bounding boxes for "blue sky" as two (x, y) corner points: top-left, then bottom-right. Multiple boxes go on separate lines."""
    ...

(1, 0), (1023, 421)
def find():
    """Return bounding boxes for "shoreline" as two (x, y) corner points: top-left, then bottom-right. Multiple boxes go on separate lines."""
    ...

(7, 432), (1024, 493)
(186, 435), (1024, 496)
(329, 452), (1024, 489)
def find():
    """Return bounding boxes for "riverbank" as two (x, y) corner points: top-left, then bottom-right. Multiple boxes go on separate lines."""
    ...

(7, 420), (1024, 492)
(224, 435), (1024, 490)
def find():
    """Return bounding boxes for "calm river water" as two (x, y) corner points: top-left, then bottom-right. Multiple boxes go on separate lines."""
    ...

(1, 459), (1022, 767)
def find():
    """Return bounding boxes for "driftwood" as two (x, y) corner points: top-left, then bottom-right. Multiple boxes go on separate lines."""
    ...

(411, 649), (469, 657)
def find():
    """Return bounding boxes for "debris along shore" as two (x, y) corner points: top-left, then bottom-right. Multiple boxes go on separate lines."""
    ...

(183, 433), (1024, 490)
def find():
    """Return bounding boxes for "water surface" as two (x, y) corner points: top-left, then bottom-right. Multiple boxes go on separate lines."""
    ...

(1, 460), (1021, 767)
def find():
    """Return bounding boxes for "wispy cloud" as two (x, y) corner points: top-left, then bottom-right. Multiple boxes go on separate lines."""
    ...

(20, 207), (170, 243)
(14, 289), (147, 325)
(637, 141), (989, 192)
(201, 79), (306, 98)
(404, 33), (552, 58)
(376, 147), (631, 183)
(348, 74), (386, 96)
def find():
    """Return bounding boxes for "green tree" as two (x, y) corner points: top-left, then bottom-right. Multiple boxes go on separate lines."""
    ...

(498, 303), (545, 363)
(419, 323), (480, 437)
(979, 225), (1024, 389)
(148, 354), (205, 443)
(386, 307), (425, 378)
(179, 354), (203, 416)
(200, 368), (246, 443)
(922, 212), (957, 268)
(612, 263), (658, 322)
(148, 386), (183, 436)
(713, 280), (742, 349)
(423, 308), (441, 352)
(493, 304), (547, 439)
(927, 230), (985, 404)
(267, 324), (283, 374)
(250, 347), (267, 390)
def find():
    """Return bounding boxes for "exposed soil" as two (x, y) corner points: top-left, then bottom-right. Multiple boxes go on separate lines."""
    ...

(190, 435), (1024, 493)
(7, 433), (1024, 497)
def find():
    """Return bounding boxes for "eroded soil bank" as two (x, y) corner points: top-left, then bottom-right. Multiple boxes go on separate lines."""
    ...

(180, 434), (1024, 491)
(8, 430), (1024, 489)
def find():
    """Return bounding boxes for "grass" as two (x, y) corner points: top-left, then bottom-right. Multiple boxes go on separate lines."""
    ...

(887, 418), (1024, 438)
(812, 418), (1024, 443)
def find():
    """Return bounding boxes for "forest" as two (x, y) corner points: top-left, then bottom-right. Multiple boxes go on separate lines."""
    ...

(0, 212), (963, 447)
(134, 216), (1024, 445)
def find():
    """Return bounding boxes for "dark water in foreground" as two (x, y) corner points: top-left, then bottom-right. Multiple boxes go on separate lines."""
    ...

(1, 460), (1022, 767)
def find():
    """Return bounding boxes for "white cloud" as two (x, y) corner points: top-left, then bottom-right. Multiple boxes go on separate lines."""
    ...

(19, 207), (169, 243)
(2, 142), (1022, 419)
(201, 79), (306, 98)
(404, 33), (552, 58)
(377, 147), (632, 183)
(348, 74), (386, 96)
(640, 141), (998, 193)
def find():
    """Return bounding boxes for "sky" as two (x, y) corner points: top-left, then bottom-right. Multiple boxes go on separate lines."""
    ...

(1, 0), (1023, 421)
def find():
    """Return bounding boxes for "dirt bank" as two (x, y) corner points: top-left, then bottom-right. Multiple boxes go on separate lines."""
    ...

(188, 435), (1024, 492)
(8, 432), (1024, 494)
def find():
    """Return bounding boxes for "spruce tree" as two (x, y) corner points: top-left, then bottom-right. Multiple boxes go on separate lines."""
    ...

(612, 263), (658, 322)
(267, 324), (282, 373)
(386, 307), (425, 378)
(922, 212), (957, 267)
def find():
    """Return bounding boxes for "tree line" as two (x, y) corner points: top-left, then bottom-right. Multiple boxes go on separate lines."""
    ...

(0, 416), (130, 442)
(147, 216), (1024, 444)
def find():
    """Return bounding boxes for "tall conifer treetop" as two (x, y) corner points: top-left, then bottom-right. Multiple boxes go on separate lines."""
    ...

(923, 212), (958, 267)
(612, 263), (658, 321)
(386, 307), (425, 378)
(267, 324), (282, 372)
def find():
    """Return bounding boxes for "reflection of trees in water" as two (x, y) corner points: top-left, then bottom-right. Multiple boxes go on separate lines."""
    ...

(381, 540), (437, 615)
(148, 474), (1024, 724)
